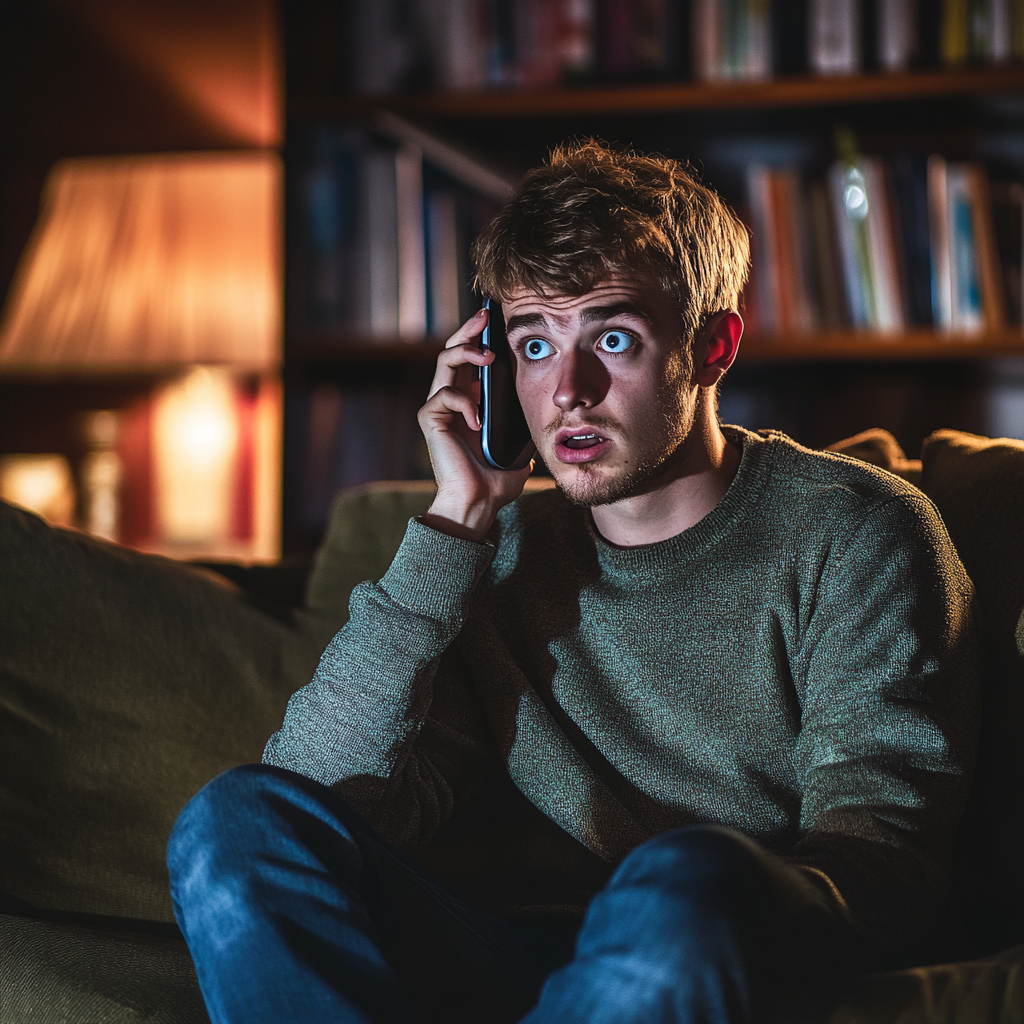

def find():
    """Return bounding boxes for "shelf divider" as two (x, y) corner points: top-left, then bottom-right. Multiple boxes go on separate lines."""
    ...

(287, 330), (1024, 366)
(292, 67), (1024, 121)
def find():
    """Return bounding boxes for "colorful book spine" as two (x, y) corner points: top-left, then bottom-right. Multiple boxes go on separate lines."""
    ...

(860, 157), (906, 332)
(830, 161), (875, 328)
(965, 163), (1006, 331)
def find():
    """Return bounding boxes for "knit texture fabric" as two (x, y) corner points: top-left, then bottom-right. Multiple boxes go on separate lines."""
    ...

(265, 428), (979, 959)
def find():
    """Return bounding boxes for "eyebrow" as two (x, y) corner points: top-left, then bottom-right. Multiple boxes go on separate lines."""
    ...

(505, 302), (653, 337)
(579, 302), (653, 326)
(505, 312), (548, 335)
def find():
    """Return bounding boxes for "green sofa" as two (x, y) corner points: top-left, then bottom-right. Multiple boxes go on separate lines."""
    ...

(1, 431), (1023, 1023)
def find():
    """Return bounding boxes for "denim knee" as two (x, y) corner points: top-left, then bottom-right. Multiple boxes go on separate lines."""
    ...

(167, 763), (364, 903)
(610, 826), (771, 897)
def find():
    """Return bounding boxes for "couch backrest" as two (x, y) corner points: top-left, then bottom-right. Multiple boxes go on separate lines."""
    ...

(918, 430), (1024, 954)
(0, 501), (337, 924)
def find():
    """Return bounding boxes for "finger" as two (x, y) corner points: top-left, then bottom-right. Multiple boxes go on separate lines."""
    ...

(444, 307), (488, 350)
(428, 343), (493, 400)
(419, 385), (482, 433)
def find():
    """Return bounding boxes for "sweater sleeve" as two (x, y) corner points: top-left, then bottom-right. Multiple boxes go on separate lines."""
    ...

(788, 491), (980, 958)
(263, 518), (496, 846)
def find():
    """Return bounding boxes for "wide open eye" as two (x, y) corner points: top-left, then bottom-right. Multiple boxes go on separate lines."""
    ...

(597, 330), (635, 353)
(523, 338), (555, 361)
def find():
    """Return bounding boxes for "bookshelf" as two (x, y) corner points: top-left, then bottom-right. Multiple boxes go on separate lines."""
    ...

(283, 22), (1024, 552)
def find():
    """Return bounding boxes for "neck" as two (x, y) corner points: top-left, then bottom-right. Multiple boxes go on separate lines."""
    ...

(589, 409), (741, 548)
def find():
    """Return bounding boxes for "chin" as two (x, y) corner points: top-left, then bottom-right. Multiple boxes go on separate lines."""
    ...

(551, 462), (644, 508)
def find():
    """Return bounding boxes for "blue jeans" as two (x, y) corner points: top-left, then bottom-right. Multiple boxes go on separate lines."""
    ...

(168, 764), (868, 1024)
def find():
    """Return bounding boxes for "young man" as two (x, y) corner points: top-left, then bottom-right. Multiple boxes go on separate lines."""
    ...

(168, 141), (979, 1024)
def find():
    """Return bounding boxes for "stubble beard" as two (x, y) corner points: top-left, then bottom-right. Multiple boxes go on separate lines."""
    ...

(545, 379), (698, 509)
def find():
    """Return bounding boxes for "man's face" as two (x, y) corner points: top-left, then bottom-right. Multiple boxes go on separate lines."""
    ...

(504, 276), (697, 507)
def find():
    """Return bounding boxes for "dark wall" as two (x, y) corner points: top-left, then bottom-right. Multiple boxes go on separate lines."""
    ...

(0, 0), (280, 305)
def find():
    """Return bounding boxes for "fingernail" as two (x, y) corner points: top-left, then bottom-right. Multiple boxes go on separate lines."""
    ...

(476, 308), (487, 317)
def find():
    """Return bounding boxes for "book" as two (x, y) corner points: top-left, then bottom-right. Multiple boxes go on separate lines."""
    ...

(396, 144), (428, 340)
(829, 161), (876, 328)
(988, 0), (1013, 61)
(746, 167), (780, 329)
(296, 130), (362, 331)
(601, 0), (677, 80)
(928, 154), (955, 330)
(940, 0), (969, 65)
(418, 0), (486, 91)
(746, 166), (815, 334)
(933, 159), (986, 333)
(809, 0), (861, 74)
(553, 0), (598, 83)
(425, 185), (462, 336)
(878, 0), (916, 70)
(860, 157), (906, 332)
(965, 163), (1006, 330)
(362, 146), (401, 337)
(891, 153), (934, 327)
(692, 0), (721, 79)
(352, 0), (419, 95)
(827, 157), (905, 333)
(809, 180), (848, 327)
(693, 0), (771, 80)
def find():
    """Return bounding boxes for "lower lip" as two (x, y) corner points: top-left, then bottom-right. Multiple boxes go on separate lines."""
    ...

(553, 438), (612, 464)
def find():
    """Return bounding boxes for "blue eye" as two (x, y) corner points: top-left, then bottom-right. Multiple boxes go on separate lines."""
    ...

(523, 338), (554, 360)
(597, 330), (635, 353)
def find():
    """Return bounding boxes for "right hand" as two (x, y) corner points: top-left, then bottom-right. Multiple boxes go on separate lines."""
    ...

(418, 308), (534, 542)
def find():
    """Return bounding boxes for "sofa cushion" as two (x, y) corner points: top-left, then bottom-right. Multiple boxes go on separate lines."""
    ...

(768, 943), (1024, 1023)
(825, 427), (923, 485)
(305, 481), (438, 628)
(917, 430), (1024, 953)
(0, 501), (336, 923)
(0, 913), (209, 1023)
(305, 478), (557, 627)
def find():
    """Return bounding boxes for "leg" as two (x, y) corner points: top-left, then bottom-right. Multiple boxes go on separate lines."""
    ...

(168, 764), (566, 1024)
(521, 825), (871, 1024)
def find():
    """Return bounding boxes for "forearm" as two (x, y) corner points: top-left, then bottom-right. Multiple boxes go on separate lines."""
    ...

(263, 519), (494, 793)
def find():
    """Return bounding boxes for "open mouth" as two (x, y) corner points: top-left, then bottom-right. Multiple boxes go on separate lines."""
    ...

(563, 433), (605, 450)
(553, 427), (613, 464)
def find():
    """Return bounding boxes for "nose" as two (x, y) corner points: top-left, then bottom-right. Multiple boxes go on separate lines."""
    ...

(553, 347), (610, 412)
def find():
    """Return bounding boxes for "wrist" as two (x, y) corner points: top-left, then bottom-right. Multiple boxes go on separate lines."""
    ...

(422, 494), (498, 543)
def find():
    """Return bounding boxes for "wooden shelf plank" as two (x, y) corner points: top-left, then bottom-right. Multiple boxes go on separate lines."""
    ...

(293, 67), (1024, 121)
(739, 329), (1024, 363)
(290, 338), (446, 364)
(288, 330), (1024, 366)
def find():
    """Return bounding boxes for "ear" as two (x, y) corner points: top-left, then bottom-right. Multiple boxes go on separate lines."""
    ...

(693, 311), (743, 388)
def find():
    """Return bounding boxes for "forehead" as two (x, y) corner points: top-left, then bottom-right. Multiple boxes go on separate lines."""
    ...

(503, 276), (674, 329)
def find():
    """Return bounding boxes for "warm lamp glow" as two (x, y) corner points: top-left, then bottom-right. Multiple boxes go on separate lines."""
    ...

(0, 152), (282, 373)
(153, 367), (239, 544)
(0, 455), (77, 528)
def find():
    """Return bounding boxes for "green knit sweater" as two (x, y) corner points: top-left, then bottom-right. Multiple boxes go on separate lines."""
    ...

(264, 427), (979, 956)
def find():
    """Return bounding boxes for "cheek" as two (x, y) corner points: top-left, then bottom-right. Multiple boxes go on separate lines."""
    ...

(515, 377), (548, 432)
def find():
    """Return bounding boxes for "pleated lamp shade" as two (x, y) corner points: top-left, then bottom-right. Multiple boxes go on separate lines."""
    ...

(0, 151), (282, 373)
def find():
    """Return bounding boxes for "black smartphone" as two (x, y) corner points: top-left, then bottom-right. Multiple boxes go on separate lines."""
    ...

(480, 297), (535, 470)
